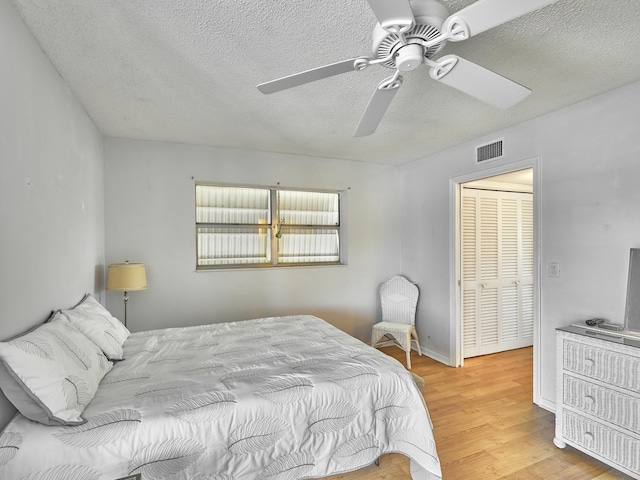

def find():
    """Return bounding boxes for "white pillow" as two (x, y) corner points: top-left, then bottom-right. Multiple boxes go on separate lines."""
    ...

(63, 294), (130, 361)
(0, 361), (58, 425)
(0, 313), (112, 425)
(0, 313), (62, 425)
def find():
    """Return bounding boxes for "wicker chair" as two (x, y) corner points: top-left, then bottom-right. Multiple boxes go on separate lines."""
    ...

(371, 275), (422, 369)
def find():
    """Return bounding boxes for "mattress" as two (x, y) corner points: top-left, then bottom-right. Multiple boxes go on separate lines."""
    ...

(0, 315), (441, 479)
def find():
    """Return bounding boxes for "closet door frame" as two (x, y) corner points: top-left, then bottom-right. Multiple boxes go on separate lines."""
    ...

(449, 156), (543, 406)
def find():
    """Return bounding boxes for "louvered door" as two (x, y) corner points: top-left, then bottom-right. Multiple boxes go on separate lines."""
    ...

(462, 188), (533, 358)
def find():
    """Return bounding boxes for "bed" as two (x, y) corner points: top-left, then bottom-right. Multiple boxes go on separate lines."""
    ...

(0, 298), (441, 480)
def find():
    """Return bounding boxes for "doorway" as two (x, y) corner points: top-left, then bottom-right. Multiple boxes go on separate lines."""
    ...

(450, 161), (541, 403)
(460, 170), (533, 358)
(449, 157), (542, 405)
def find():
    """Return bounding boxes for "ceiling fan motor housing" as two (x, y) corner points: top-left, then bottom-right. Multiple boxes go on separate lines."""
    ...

(372, 0), (449, 69)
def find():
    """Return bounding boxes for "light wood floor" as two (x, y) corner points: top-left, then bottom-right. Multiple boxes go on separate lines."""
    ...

(325, 346), (634, 480)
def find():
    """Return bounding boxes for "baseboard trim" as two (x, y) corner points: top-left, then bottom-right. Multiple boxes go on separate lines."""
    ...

(535, 397), (556, 413)
(372, 340), (452, 367)
(420, 348), (451, 366)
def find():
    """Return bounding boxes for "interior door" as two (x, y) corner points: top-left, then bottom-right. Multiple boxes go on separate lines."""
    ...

(462, 187), (533, 358)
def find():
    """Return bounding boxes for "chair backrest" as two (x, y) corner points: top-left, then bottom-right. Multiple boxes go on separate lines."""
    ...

(379, 275), (419, 326)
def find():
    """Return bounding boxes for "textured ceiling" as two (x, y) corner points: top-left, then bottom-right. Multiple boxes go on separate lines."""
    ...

(9, 0), (640, 165)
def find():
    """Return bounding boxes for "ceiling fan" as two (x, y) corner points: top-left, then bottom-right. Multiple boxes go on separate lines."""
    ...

(257, 0), (559, 137)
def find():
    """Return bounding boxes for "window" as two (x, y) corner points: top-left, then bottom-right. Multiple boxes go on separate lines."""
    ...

(195, 184), (343, 269)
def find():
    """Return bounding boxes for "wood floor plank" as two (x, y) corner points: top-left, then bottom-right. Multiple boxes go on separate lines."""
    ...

(324, 346), (634, 479)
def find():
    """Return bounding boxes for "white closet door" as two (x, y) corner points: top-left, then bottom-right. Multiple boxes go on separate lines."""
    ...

(462, 188), (533, 358)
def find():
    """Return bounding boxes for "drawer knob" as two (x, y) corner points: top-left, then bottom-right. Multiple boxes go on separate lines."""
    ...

(585, 358), (595, 367)
(585, 395), (595, 407)
(584, 431), (595, 442)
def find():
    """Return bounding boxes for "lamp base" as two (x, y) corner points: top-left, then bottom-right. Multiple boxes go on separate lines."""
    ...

(122, 291), (129, 328)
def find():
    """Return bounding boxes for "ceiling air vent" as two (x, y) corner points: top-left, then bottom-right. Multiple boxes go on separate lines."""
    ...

(475, 138), (504, 163)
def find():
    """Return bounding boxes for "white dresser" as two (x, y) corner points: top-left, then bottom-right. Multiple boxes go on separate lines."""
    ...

(554, 326), (640, 479)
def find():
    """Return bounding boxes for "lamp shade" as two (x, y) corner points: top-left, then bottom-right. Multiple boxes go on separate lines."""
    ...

(106, 263), (147, 291)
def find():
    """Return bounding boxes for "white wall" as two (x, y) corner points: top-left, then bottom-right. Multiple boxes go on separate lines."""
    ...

(0, 0), (105, 427)
(104, 138), (401, 341)
(401, 79), (640, 408)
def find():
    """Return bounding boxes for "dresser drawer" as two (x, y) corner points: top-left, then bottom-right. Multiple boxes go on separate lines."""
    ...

(563, 340), (640, 394)
(563, 410), (640, 474)
(563, 374), (640, 433)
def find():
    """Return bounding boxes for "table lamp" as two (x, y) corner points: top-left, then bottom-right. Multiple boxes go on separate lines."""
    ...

(106, 261), (147, 327)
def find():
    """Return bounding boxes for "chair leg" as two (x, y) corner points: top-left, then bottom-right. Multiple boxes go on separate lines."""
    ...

(405, 331), (411, 369)
(413, 329), (422, 356)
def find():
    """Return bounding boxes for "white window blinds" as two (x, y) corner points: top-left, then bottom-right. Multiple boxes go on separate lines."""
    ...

(196, 185), (342, 269)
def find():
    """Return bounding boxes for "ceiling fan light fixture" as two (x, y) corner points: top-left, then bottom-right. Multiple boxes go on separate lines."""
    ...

(396, 44), (424, 71)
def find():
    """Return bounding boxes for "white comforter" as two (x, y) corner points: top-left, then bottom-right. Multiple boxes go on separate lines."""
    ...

(0, 315), (441, 480)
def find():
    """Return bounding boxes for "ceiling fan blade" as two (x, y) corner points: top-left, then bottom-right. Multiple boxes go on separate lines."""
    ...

(257, 58), (365, 94)
(354, 77), (403, 137)
(448, 0), (559, 38)
(430, 55), (531, 110)
(366, 0), (415, 33)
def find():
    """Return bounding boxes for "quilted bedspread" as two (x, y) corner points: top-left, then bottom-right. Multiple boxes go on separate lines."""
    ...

(0, 315), (441, 480)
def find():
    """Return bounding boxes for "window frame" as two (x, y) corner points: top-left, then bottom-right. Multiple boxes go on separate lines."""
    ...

(195, 182), (345, 270)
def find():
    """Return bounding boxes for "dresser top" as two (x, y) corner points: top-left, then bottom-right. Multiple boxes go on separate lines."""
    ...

(558, 325), (640, 348)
